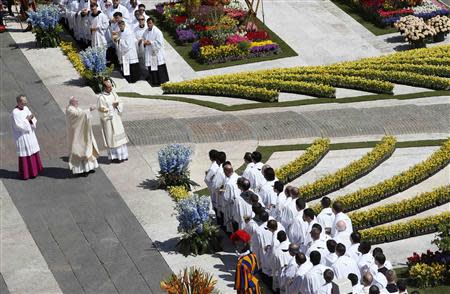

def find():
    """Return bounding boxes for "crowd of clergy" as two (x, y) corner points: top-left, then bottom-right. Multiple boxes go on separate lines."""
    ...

(60, 0), (169, 86)
(10, 79), (129, 179)
(205, 150), (409, 294)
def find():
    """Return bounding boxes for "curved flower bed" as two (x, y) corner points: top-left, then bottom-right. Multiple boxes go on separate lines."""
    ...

(330, 139), (450, 212)
(162, 45), (450, 100)
(360, 212), (450, 244)
(161, 82), (279, 102)
(275, 138), (330, 184)
(300, 136), (397, 201)
(350, 186), (450, 230)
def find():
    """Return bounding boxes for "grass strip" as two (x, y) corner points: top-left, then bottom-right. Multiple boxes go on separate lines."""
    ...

(118, 90), (450, 112)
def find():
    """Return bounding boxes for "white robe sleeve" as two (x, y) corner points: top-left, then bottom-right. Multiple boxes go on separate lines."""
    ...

(12, 109), (32, 133)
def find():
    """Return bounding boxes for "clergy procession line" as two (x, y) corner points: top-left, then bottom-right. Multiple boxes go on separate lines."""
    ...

(62, 0), (169, 86)
(10, 80), (129, 179)
(204, 143), (449, 293)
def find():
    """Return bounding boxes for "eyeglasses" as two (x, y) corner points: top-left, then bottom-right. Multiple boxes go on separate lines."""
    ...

(138, 18), (145, 21)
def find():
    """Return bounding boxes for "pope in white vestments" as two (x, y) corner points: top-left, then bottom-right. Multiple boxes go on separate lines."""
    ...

(66, 97), (99, 175)
(10, 95), (43, 180)
(97, 80), (129, 162)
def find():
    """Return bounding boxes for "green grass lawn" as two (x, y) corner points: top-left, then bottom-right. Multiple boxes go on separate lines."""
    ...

(329, 0), (397, 36)
(150, 11), (298, 71)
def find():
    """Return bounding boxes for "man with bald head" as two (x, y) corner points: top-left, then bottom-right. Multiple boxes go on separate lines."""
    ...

(333, 220), (352, 249)
(279, 243), (301, 291)
(331, 201), (353, 237)
(66, 96), (99, 176)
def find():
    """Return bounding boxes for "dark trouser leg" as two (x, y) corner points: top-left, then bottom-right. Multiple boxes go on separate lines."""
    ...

(7, 0), (14, 15)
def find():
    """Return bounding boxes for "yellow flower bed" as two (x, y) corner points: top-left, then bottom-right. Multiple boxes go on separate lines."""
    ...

(162, 81), (279, 102)
(60, 41), (87, 77)
(360, 212), (450, 244)
(410, 262), (445, 288)
(300, 136), (397, 201)
(328, 138), (450, 212)
(168, 186), (190, 202)
(275, 138), (330, 184)
(199, 44), (244, 63)
(164, 45), (450, 100)
(350, 186), (450, 230)
(250, 40), (275, 47)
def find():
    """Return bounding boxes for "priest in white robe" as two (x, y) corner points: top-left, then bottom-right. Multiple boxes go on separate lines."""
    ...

(333, 220), (352, 249)
(287, 252), (314, 294)
(248, 151), (265, 192)
(331, 243), (361, 280)
(114, 20), (140, 83)
(133, 14), (147, 76)
(331, 201), (353, 237)
(258, 166), (277, 209)
(222, 163), (240, 232)
(317, 196), (335, 235)
(66, 96), (99, 176)
(88, 3), (109, 48)
(10, 95), (43, 180)
(241, 152), (254, 180)
(301, 251), (331, 294)
(143, 17), (169, 86)
(97, 80), (129, 162)
(271, 233), (291, 292)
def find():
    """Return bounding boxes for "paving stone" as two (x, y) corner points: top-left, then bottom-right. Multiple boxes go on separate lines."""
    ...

(0, 273), (10, 294)
(237, 111), (321, 141)
(301, 108), (385, 138)
(180, 115), (254, 142)
(124, 118), (190, 145)
(361, 104), (448, 135)
(0, 32), (171, 294)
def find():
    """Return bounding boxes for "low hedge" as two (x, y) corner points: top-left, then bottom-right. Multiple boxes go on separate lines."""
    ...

(350, 186), (450, 230)
(334, 139), (450, 212)
(275, 138), (330, 184)
(161, 82), (279, 102)
(336, 63), (450, 78)
(300, 136), (397, 201)
(360, 212), (450, 244)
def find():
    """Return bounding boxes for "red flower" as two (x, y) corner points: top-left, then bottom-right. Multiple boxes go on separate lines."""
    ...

(194, 24), (206, 32)
(377, 8), (413, 18)
(246, 31), (269, 41)
(199, 37), (213, 47)
(173, 15), (187, 25)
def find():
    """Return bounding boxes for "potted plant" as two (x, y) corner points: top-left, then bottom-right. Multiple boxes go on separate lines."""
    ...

(394, 15), (436, 48)
(27, 4), (62, 48)
(157, 143), (198, 190)
(427, 15), (450, 42)
(175, 194), (221, 256)
(79, 46), (114, 93)
(160, 266), (219, 293)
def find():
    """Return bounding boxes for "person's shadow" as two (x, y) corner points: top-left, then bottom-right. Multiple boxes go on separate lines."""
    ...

(0, 167), (72, 180)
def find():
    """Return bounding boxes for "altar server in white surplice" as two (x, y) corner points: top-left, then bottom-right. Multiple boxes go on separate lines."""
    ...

(88, 3), (109, 47)
(114, 20), (140, 83)
(133, 14), (147, 75)
(66, 96), (99, 176)
(97, 80), (129, 162)
(143, 17), (169, 86)
(248, 151), (265, 192)
(10, 95), (43, 180)
(301, 251), (331, 294)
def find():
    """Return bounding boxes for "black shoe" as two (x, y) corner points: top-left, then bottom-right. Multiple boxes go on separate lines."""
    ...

(23, 25), (32, 32)
(89, 169), (96, 173)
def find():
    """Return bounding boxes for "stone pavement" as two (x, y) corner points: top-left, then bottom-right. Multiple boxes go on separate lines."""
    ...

(0, 32), (171, 293)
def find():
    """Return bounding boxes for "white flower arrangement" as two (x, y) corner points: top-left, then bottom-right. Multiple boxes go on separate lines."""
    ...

(395, 15), (437, 43)
(427, 15), (450, 34)
(412, 0), (441, 14)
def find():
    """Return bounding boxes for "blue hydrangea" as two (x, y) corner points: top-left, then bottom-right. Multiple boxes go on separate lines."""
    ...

(80, 47), (107, 74)
(28, 5), (61, 30)
(158, 144), (192, 174)
(176, 195), (210, 233)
